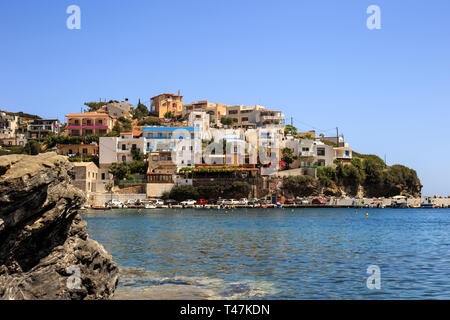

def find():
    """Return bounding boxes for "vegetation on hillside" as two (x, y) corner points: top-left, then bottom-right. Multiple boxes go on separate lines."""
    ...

(282, 153), (422, 198)
(163, 182), (252, 201)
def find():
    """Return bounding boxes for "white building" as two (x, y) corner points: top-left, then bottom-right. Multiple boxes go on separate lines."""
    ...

(143, 126), (202, 168)
(99, 132), (146, 167)
(188, 111), (212, 140)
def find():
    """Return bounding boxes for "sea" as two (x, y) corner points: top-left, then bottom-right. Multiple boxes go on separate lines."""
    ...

(83, 207), (450, 299)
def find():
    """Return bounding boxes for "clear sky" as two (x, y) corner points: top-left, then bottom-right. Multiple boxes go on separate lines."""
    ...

(0, 0), (449, 195)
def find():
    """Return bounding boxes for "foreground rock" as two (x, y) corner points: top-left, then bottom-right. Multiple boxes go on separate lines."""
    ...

(0, 153), (118, 300)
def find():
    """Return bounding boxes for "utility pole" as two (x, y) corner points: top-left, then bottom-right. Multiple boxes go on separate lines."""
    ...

(336, 127), (339, 146)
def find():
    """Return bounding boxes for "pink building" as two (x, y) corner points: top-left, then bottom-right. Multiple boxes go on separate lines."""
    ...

(66, 112), (116, 137)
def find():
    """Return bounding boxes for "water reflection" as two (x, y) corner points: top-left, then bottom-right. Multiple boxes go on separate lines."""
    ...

(84, 208), (450, 299)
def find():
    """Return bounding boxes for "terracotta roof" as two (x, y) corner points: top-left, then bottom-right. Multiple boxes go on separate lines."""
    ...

(66, 112), (113, 117)
(151, 93), (183, 99)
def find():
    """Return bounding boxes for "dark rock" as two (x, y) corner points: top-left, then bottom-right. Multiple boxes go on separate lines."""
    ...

(0, 153), (119, 300)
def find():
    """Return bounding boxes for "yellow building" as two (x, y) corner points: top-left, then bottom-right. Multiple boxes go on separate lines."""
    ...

(57, 144), (98, 157)
(183, 100), (229, 124)
(150, 93), (183, 119)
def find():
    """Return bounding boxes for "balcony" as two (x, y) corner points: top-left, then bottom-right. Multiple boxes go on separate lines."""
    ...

(67, 124), (109, 130)
(299, 151), (315, 157)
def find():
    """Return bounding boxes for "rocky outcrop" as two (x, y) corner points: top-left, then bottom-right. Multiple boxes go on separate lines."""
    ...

(0, 153), (118, 300)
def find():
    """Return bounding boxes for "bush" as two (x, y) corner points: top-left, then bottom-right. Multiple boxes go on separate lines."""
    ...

(138, 117), (161, 126)
(169, 185), (199, 201)
(281, 175), (317, 197)
(24, 140), (41, 155)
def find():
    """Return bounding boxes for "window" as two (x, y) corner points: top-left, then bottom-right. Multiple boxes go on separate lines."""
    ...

(68, 149), (73, 154)
(160, 156), (166, 161)
(86, 120), (91, 125)
(317, 148), (325, 156)
(122, 144), (126, 150)
(242, 117), (248, 122)
(98, 119), (102, 124)
(345, 150), (350, 157)
(82, 148), (87, 154)
(74, 120), (79, 125)
(101, 173), (105, 180)
(152, 156), (158, 161)
(302, 147), (309, 152)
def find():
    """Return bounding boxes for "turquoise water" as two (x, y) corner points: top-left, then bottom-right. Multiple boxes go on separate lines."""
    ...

(84, 208), (450, 299)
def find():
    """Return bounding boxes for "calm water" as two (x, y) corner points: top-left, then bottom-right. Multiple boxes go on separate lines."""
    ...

(84, 208), (450, 299)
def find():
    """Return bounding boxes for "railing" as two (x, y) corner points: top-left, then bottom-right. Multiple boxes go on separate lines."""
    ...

(118, 179), (147, 185)
(67, 124), (109, 130)
(299, 151), (315, 157)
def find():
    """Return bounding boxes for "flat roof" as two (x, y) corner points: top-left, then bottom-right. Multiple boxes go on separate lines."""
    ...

(143, 127), (199, 132)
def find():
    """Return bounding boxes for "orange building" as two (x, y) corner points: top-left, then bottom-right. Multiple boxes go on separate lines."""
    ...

(56, 144), (99, 157)
(150, 93), (183, 119)
(66, 112), (116, 137)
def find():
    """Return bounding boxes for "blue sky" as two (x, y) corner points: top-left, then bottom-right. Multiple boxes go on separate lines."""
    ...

(0, 0), (449, 195)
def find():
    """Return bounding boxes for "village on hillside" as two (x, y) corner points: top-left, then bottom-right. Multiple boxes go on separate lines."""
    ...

(1, 93), (437, 208)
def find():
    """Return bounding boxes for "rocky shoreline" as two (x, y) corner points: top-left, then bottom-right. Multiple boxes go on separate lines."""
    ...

(0, 153), (118, 300)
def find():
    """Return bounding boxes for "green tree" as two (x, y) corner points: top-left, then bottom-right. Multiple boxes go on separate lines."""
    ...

(118, 117), (132, 131)
(131, 147), (145, 161)
(164, 111), (176, 119)
(128, 160), (147, 175)
(284, 125), (297, 136)
(220, 117), (234, 126)
(281, 175), (317, 197)
(169, 185), (200, 201)
(281, 148), (297, 167)
(109, 162), (131, 180)
(84, 101), (107, 112)
(132, 99), (149, 119)
(24, 140), (41, 155)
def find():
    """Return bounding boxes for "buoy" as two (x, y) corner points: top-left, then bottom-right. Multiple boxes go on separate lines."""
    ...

(291, 209), (294, 212)
(365, 213), (369, 217)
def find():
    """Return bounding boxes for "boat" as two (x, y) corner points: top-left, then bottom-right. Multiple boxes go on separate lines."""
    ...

(145, 203), (157, 209)
(91, 206), (111, 210)
(420, 203), (435, 208)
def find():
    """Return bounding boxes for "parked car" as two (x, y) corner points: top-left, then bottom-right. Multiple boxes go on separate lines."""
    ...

(153, 199), (165, 206)
(284, 199), (295, 205)
(295, 198), (310, 205)
(248, 198), (259, 205)
(312, 198), (327, 205)
(126, 199), (136, 206)
(180, 199), (196, 206)
(106, 199), (124, 208)
(197, 199), (208, 205)
(239, 198), (248, 205)
(165, 199), (178, 205)
(223, 199), (239, 205)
